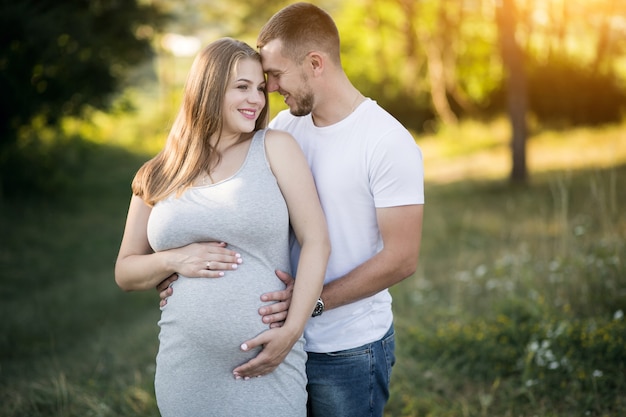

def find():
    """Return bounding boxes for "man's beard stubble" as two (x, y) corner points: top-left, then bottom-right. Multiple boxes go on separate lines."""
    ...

(289, 89), (314, 117)
(289, 72), (314, 117)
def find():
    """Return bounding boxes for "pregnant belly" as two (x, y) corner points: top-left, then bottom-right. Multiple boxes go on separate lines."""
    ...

(158, 275), (277, 354)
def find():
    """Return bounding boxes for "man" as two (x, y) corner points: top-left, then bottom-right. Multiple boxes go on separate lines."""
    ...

(160, 3), (424, 416)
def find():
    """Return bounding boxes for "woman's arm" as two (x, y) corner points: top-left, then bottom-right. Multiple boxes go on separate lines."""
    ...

(266, 129), (330, 334)
(232, 130), (330, 378)
(115, 195), (241, 291)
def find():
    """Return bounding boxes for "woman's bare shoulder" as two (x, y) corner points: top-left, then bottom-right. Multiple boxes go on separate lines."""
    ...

(264, 128), (296, 144)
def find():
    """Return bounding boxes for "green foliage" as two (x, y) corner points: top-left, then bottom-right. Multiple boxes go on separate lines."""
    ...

(523, 316), (626, 411)
(0, 0), (167, 156)
(406, 302), (540, 381)
(335, 0), (434, 131)
(456, 19), (503, 105)
(0, 135), (159, 416)
(6, 0), (626, 198)
(0, 120), (94, 199)
(395, 307), (626, 416)
(526, 57), (626, 126)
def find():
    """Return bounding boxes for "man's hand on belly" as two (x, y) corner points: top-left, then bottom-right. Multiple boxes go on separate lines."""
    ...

(157, 273), (179, 307)
(258, 269), (293, 327)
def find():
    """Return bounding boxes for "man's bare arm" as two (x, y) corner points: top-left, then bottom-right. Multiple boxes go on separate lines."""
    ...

(260, 204), (423, 322)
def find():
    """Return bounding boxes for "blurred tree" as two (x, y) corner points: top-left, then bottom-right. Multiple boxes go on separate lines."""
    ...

(496, 0), (528, 183)
(336, 0), (502, 131)
(511, 0), (626, 126)
(162, 0), (303, 42)
(414, 0), (458, 124)
(336, 0), (434, 131)
(0, 0), (166, 159)
(155, 0), (624, 184)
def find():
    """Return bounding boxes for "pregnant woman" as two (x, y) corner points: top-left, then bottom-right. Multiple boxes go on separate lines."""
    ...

(114, 38), (330, 417)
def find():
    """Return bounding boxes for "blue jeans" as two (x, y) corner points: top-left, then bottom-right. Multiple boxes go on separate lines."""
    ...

(306, 324), (396, 417)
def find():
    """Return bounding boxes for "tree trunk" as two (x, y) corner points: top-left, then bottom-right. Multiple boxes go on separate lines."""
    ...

(422, 0), (458, 125)
(425, 40), (458, 125)
(496, 0), (528, 183)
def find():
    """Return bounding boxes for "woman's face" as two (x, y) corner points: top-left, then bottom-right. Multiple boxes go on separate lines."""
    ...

(221, 58), (267, 136)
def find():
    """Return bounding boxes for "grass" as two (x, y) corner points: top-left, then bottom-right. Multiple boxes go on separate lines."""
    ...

(386, 166), (625, 416)
(386, 120), (626, 416)
(0, 140), (160, 416)
(0, 114), (624, 416)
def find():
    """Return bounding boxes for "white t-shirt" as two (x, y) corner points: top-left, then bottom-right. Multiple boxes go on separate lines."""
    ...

(270, 98), (424, 353)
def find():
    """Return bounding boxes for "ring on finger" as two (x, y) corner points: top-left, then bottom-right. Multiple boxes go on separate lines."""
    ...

(206, 261), (211, 270)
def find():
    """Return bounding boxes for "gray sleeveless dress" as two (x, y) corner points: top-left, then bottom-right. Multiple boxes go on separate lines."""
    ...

(147, 130), (307, 417)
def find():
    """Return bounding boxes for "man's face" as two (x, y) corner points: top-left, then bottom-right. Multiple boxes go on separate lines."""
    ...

(259, 39), (314, 117)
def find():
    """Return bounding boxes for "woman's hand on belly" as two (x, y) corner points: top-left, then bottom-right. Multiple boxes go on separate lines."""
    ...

(169, 241), (243, 277)
(159, 241), (243, 288)
(232, 325), (301, 379)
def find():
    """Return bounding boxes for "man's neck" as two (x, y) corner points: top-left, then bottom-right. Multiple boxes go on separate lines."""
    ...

(311, 88), (364, 127)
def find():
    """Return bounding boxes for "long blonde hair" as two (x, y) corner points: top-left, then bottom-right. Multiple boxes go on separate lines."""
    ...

(132, 38), (269, 205)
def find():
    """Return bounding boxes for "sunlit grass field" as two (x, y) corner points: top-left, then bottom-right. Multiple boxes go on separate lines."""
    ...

(0, 102), (624, 416)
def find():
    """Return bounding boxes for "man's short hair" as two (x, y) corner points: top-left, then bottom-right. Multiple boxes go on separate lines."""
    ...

(257, 2), (341, 65)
